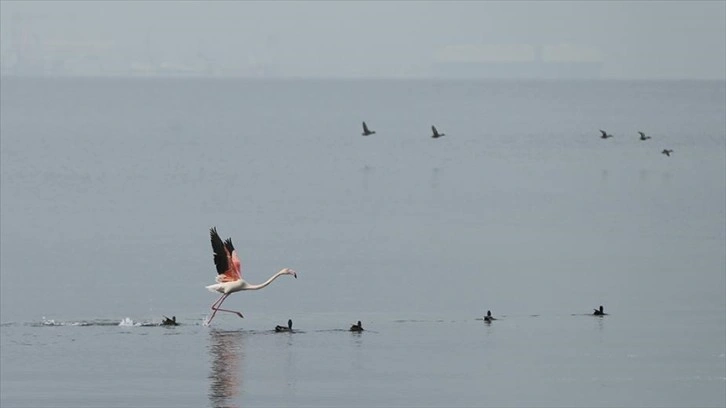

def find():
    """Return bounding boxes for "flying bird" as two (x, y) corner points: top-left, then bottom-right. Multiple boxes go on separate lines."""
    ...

(593, 305), (608, 316)
(599, 130), (613, 139)
(638, 131), (651, 141)
(431, 125), (445, 139)
(275, 319), (293, 332)
(361, 121), (376, 136)
(662, 149), (673, 157)
(205, 227), (297, 325)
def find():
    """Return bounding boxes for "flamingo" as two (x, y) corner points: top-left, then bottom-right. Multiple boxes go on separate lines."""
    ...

(599, 129), (613, 139)
(593, 305), (608, 316)
(350, 321), (364, 332)
(638, 131), (651, 141)
(431, 125), (445, 139)
(361, 121), (376, 136)
(662, 149), (673, 157)
(205, 227), (297, 325)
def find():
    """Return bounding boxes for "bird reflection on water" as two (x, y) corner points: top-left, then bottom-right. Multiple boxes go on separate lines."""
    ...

(208, 329), (245, 408)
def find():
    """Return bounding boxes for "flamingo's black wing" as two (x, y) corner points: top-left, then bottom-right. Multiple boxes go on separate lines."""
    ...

(210, 227), (229, 275)
(224, 237), (235, 256)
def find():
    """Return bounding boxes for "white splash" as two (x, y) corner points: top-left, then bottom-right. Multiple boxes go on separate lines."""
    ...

(118, 317), (135, 327)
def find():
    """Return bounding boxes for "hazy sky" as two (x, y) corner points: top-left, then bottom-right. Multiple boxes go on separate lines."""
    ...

(1, 1), (724, 79)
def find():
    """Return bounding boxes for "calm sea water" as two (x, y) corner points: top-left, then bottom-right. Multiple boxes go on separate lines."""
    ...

(1, 77), (724, 407)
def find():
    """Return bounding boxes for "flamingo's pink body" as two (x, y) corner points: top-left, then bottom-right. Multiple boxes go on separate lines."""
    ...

(205, 227), (296, 325)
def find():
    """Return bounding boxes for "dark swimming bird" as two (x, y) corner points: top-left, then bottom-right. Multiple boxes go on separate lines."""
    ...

(431, 125), (445, 139)
(161, 316), (178, 326)
(593, 306), (608, 316)
(599, 129), (613, 139)
(361, 121), (375, 136)
(350, 320), (363, 332)
(275, 319), (293, 332)
(662, 149), (673, 157)
(483, 310), (497, 323)
(638, 131), (651, 141)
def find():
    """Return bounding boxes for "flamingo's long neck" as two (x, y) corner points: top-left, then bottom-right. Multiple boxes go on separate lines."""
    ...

(244, 270), (289, 290)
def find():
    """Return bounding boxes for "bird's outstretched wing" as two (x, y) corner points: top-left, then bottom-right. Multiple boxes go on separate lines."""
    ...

(599, 130), (607, 137)
(638, 131), (645, 137)
(210, 227), (228, 274)
(224, 237), (242, 278)
(210, 227), (241, 282)
(362, 122), (370, 133)
(432, 125), (438, 135)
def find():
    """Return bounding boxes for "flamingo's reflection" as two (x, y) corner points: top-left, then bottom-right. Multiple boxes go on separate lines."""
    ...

(208, 329), (245, 408)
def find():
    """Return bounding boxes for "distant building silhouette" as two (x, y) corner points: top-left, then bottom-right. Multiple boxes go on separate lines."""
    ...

(432, 43), (603, 80)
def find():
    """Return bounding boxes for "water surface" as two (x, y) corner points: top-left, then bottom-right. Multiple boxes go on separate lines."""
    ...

(1, 77), (724, 407)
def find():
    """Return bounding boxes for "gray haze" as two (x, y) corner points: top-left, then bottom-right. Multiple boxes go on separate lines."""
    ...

(1, 1), (725, 79)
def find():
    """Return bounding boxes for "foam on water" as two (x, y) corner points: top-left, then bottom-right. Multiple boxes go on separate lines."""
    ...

(12, 317), (174, 327)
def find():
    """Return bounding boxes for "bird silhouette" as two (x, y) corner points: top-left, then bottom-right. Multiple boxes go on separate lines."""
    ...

(483, 310), (497, 323)
(431, 125), (445, 139)
(275, 319), (293, 332)
(361, 121), (376, 136)
(161, 316), (178, 326)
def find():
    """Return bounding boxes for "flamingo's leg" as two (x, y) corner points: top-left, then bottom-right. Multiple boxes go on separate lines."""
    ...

(213, 297), (244, 317)
(207, 294), (244, 323)
(212, 307), (244, 318)
(206, 294), (228, 325)
(211, 293), (226, 309)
